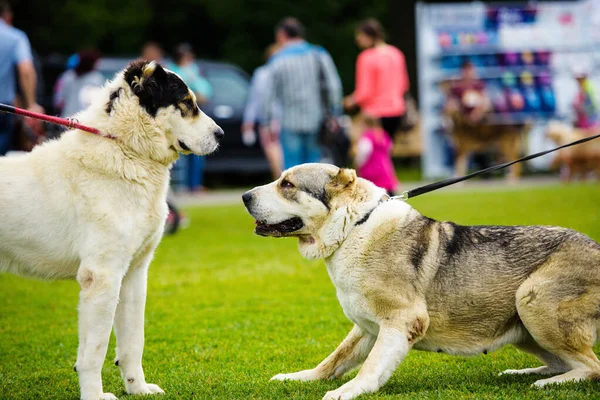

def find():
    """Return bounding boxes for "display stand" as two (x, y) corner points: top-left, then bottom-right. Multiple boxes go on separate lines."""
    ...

(416, 0), (600, 178)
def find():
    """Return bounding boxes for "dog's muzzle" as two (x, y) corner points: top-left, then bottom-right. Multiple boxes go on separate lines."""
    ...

(242, 191), (253, 208)
(242, 191), (304, 237)
(214, 126), (224, 141)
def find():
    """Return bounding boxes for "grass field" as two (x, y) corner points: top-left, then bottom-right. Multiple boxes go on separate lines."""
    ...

(1, 182), (600, 399)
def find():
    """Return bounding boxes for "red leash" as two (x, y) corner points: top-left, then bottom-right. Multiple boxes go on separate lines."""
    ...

(0, 103), (116, 140)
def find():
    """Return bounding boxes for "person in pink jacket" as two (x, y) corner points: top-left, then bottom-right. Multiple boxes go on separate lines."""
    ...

(355, 115), (399, 195)
(344, 18), (410, 138)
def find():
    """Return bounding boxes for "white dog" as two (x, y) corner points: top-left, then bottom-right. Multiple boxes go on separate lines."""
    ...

(0, 60), (223, 400)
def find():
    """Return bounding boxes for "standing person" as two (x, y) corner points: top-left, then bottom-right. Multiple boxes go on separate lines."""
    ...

(53, 54), (79, 114)
(573, 72), (599, 132)
(0, 0), (43, 155)
(169, 43), (213, 194)
(443, 61), (493, 173)
(343, 18), (410, 139)
(445, 61), (491, 125)
(58, 49), (105, 117)
(355, 115), (399, 196)
(262, 17), (343, 170)
(169, 43), (212, 106)
(242, 43), (283, 179)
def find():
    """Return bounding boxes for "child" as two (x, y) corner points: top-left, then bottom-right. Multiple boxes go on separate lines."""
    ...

(355, 115), (399, 196)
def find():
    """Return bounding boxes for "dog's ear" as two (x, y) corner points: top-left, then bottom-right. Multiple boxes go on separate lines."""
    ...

(327, 168), (357, 193)
(123, 60), (168, 116)
(105, 88), (122, 114)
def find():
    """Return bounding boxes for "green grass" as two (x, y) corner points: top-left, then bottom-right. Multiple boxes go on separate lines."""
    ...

(395, 166), (422, 182)
(1, 183), (600, 399)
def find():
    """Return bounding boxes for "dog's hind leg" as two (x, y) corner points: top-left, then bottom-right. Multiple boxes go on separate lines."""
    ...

(76, 261), (125, 400)
(500, 133), (522, 182)
(454, 150), (470, 178)
(499, 336), (569, 376)
(515, 273), (600, 388)
(114, 241), (164, 396)
(271, 324), (376, 382)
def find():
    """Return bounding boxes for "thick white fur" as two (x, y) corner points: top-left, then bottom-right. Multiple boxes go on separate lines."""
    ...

(0, 65), (220, 399)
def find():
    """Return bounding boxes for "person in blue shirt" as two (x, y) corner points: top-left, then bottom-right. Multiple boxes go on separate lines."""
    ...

(0, 0), (42, 155)
(169, 43), (212, 105)
(168, 43), (213, 194)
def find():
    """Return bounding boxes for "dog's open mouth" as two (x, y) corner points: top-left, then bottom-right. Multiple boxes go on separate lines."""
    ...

(254, 217), (304, 237)
(178, 140), (191, 152)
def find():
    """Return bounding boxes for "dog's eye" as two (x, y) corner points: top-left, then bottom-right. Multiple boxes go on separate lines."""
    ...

(182, 99), (195, 109)
(280, 179), (295, 189)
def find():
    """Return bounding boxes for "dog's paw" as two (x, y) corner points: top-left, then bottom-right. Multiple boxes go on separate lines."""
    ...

(531, 378), (554, 388)
(271, 369), (320, 382)
(127, 382), (164, 395)
(323, 383), (369, 400)
(81, 393), (118, 400)
(499, 369), (521, 376)
(499, 366), (560, 376)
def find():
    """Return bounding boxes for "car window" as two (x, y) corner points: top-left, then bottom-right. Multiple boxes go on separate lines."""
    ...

(203, 68), (248, 107)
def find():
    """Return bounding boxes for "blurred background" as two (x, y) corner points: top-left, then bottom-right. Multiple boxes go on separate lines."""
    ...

(2, 0), (600, 196)
(4, 4), (600, 397)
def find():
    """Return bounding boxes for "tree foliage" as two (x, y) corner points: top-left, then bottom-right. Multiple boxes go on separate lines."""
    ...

(12, 0), (390, 91)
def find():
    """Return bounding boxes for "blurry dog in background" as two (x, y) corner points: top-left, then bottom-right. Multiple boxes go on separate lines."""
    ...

(546, 121), (600, 181)
(443, 108), (529, 181)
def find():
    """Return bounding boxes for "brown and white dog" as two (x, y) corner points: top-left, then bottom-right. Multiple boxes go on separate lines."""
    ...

(444, 110), (528, 181)
(546, 121), (600, 181)
(244, 163), (600, 400)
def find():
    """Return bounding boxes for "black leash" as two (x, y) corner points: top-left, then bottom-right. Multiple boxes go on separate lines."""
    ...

(396, 131), (600, 201)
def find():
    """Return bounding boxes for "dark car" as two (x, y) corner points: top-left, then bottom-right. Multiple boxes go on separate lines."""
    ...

(40, 56), (270, 180)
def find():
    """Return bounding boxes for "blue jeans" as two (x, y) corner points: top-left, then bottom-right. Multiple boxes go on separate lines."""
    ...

(280, 129), (321, 170)
(171, 154), (205, 191)
(184, 154), (205, 190)
(0, 112), (15, 156)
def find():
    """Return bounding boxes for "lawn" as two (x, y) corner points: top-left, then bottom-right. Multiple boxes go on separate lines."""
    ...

(1, 182), (600, 399)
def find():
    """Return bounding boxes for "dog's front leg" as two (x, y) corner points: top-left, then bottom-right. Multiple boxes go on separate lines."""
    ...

(75, 262), (125, 400)
(272, 325), (375, 382)
(114, 248), (164, 396)
(323, 315), (427, 400)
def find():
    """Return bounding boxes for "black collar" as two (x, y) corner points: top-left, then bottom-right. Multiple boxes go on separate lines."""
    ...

(355, 194), (390, 226)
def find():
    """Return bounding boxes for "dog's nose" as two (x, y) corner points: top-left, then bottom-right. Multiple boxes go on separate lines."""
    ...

(242, 191), (253, 207)
(214, 127), (225, 141)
